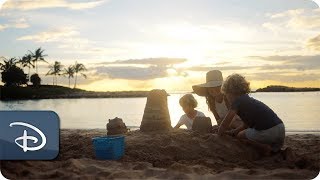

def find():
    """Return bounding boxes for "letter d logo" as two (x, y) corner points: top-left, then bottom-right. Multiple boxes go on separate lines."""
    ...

(0, 111), (60, 160)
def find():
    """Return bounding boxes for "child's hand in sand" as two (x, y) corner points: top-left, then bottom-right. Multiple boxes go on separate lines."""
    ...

(211, 125), (219, 133)
(218, 126), (226, 136)
(218, 110), (236, 136)
(225, 129), (237, 137)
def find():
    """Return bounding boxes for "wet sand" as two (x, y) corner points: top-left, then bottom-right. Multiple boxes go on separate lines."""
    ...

(1, 129), (319, 179)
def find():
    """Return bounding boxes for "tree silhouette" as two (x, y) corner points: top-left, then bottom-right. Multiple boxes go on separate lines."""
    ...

(46, 61), (63, 86)
(0, 57), (18, 71)
(1, 58), (27, 86)
(19, 54), (34, 81)
(29, 47), (48, 74)
(30, 73), (41, 87)
(63, 65), (75, 88)
(73, 62), (87, 88)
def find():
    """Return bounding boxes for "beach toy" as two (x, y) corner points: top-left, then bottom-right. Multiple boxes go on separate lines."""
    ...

(92, 136), (125, 160)
(106, 117), (128, 135)
(140, 89), (172, 132)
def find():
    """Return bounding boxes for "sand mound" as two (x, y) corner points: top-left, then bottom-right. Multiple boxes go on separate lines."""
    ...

(1, 129), (319, 179)
(123, 130), (259, 169)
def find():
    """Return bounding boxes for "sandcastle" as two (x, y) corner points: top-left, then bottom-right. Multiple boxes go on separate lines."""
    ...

(140, 89), (172, 132)
(106, 117), (128, 135)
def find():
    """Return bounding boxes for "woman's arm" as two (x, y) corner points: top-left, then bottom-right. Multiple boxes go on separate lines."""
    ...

(211, 108), (221, 124)
(234, 123), (247, 135)
(218, 110), (236, 135)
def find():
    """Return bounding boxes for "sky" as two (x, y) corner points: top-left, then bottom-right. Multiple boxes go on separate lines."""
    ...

(0, 0), (319, 92)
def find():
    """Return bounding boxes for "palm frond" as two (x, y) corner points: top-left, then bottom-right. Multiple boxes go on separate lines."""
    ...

(81, 73), (87, 78)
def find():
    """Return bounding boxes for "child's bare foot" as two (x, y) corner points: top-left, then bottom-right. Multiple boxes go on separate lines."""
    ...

(282, 147), (296, 162)
(261, 145), (272, 156)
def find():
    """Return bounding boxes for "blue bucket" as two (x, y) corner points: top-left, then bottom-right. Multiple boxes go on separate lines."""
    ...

(92, 136), (125, 160)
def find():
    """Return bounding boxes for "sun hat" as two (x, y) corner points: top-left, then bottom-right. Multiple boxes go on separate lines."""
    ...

(192, 70), (223, 96)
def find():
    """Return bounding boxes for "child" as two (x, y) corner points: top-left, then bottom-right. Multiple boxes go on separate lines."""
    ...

(192, 70), (242, 128)
(174, 94), (206, 130)
(218, 74), (285, 155)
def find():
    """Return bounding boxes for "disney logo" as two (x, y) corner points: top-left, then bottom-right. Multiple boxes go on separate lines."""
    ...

(9, 122), (47, 152)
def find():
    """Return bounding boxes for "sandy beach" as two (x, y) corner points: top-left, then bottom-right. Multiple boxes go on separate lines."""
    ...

(1, 129), (319, 179)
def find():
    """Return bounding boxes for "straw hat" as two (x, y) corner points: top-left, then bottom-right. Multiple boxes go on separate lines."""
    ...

(192, 70), (223, 96)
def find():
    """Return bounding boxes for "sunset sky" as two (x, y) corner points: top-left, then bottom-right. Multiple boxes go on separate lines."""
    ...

(0, 0), (319, 92)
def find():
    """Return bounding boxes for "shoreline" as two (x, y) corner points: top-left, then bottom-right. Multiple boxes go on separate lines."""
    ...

(61, 128), (320, 134)
(1, 129), (319, 179)
(0, 85), (149, 100)
(1, 85), (319, 101)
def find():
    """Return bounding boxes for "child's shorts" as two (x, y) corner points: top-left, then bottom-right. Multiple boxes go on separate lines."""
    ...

(245, 123), (285, 152)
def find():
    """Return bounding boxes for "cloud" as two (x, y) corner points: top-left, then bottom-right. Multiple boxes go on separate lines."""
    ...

(0, 24), (8, 31)
(17, 27), (79, 42)
(184, 63), (320, 86)
(98, 57), (187, 66)
(249, 72), (320, 82)
(90, 57), (188, 80)
(93, 66), (168, 80)
(13, 18), (30, 28)
(307, 34), (320, 51)
(2, 0), (107, 11)
(16, 27), (129, 58)
(0, 18), (29, 31)
(264, 8), (320, 30)
(248, 55), (301, 61)
(186, 65), (254, 72)
(248, 55), (320, 71)
(261, 22), (281, 32)
(185, 55), (320, 74)
(269, 9), (305, 19)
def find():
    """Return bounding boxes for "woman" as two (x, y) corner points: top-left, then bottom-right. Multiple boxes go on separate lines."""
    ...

(192, 70), (242, 129)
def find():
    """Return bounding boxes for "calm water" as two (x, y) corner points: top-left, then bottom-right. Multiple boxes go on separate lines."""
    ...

(0, 92), (319, 132)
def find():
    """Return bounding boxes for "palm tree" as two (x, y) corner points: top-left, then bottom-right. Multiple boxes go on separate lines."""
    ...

(63, 65), (75, 88)
(73, 62), (87, 88)
(0, 57), (18, 71)
(46, 61), (63, 86)
(29, 47), (48, 74)
(19, 54), (34, 80)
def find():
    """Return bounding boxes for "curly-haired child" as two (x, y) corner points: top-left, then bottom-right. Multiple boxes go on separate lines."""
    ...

(218, 74), (285, 155)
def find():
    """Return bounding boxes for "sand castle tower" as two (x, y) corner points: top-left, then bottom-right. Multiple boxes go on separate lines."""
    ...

(140, 89), (172, 132)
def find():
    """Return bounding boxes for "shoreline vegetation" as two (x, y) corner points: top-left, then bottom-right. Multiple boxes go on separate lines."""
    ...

(0, 85), (149, 100)
(256, 85), (320, 92)
(0, 85), (319, 100)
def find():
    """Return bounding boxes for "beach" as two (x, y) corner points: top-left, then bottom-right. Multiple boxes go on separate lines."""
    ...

(1, 129), (319, 179)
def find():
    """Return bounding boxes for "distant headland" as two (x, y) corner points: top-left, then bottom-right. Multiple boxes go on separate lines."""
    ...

(1, 85), (319, 100)
(256, 85), (320, 92)
(0, 85), (149, 100)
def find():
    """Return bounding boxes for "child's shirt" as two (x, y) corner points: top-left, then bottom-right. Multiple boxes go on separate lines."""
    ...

(231, 94), (283, 130)
(178, 110), (206, 130)
(215, 98), (228, 119)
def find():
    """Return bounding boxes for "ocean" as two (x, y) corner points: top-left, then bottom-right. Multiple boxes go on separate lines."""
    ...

(1, 92), (319, 132)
